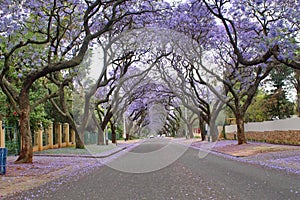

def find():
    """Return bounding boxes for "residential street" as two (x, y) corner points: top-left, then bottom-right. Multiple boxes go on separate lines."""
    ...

(4, 138), (300, 200)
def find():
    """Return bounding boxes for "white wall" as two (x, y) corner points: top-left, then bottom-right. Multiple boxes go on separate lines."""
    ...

(225, 117), (300, 133)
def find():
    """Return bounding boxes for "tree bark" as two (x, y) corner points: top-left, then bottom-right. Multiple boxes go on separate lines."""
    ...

(187, 123), (194, 139)
(199, 118), (206, 141)
(66, 119), (85, 149)
(100, 111), (113, 145)
(74, 128), (85, 149)
(295, 70), (300, 117)
(101, 111), (113, 131)
(236, 115), (247, 145)
(111, 122), (116, 144)
(297, 89), (300, 117)
(97, 128), (105, 145)
(77, 89), (98, 147)
(15, 91), (33, 163)
(210, 120), (218, 142)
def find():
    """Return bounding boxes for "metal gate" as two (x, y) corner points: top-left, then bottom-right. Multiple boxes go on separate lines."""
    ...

(4, 125), (20, 156)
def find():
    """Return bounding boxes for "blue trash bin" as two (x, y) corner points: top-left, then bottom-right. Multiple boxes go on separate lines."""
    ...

(0, 148), (7, 175)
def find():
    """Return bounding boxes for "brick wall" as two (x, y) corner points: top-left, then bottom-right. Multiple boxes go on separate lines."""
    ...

(225, 130), (300, 145)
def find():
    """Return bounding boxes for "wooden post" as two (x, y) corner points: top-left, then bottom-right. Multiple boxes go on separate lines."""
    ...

(55, 123), (62, 148)
(63, 123), (70, 146)
(47, 122), (53, 149)
(0, 121), (5, 148)
(37, 128), (43, 151)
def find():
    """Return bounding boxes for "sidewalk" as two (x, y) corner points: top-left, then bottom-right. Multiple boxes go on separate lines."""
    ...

(189, 139), (300, 175)
(0, 140), (141, 198)
(34, 144), (127, 158)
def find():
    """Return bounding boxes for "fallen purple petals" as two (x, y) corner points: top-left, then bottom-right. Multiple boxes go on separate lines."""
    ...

(1, 141), (141, 199)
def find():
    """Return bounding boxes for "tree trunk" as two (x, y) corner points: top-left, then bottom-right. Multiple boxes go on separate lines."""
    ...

(297, 92), (300, 117)
(76, 92), (96, 147)
(187, 123), (194, 139)
(210, 120), (218, 142)
(236, 115), (247, 145)
(97, 128), (105, 145)
(75, 128), (85, 149)
(199, 117), (206, 141)
(67, 120), (84, 149)
(101, 111), (112, 131)
(210, 100), (225, 142)
(294, 69), (300, 117)
(296, 83), (300, 117)
(101, 111), (113, 145)
(111, 122), (116, 144)
(15, 91), (33, 163)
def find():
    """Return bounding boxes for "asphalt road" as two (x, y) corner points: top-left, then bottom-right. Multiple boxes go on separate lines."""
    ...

(6, 138), (300, 200)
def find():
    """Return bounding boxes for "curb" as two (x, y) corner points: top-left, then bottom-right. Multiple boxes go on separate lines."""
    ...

(187, 143), (300, 175)
(32, 141), (144, 159)
(33, 146), (128, 159)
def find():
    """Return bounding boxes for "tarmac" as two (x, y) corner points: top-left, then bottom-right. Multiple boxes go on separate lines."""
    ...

(1, 139), (299, 198)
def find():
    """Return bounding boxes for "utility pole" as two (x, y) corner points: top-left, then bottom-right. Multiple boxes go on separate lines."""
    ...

(123, 113), (126, 141)
(104, 105), (108, 145)
(185, 106), (188, 139)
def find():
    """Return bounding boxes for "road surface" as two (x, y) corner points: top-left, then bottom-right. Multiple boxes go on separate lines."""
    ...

(5, 138), (300, 199)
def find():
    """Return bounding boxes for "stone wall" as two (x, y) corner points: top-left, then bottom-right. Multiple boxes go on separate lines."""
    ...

(224, 117), (300, 145)
(225, 117), (300, 132)
(225, 130), (300, 145)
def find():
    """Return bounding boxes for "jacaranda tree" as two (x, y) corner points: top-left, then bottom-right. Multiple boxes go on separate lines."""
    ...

(0, 0), (167, 163)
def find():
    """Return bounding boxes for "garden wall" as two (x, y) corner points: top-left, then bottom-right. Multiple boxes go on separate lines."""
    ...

(32, 123), (75, 152)
(0, 122), (76, 151)
(224, 117), (300, 145)
(0, 121), (4, 148)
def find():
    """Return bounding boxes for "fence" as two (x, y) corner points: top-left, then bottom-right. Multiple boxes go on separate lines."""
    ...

(0, 121), (76, 152)
(223, 117), (300, 145)
(0, 121), (4, 148)
(3, 124), (20, 155)
(32, 123), (76, 152)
